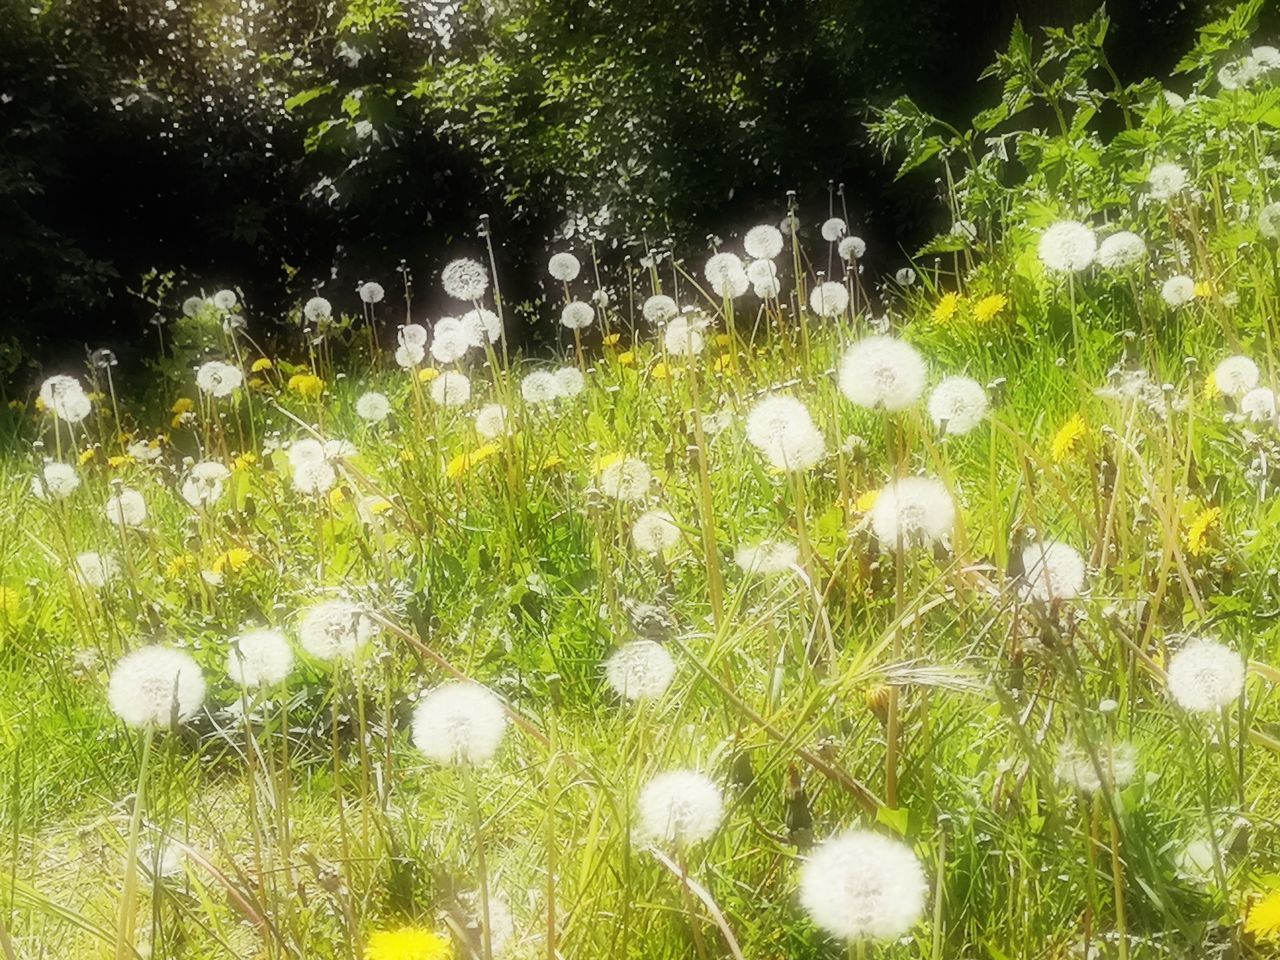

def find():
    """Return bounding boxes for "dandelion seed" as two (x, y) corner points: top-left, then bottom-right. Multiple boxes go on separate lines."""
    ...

(1166, 640), (1245, 713)
(632, 510), (680, 554)
(298, 599), (375, 661)
(107, 646), (207, 728)
(462, 307), (502, 344)
(1241, 387), (1276, 423)
(75, 551), (118, 589)
(181, 462), (230, 507)
(292, 460), (336, 496)
(358, 281), (385, 304)
(520, 371), (560, 406)
(548, 252), (581, 282)
(809, 281), (850, 318)
(356, 392), (391, 423)
(105, 488), (147, 527)
(1213, 356), (1259, 398)
(32, 462), (79, 500)
(441, 258), (489, 302)
(703, 252), (748, 299)
(928, 376), (988, 435)
(604, 640), (676, 700)
(838, 336), (926, 412)
(744, 224), (784, 260)
(1161, 275), (1195, 307)
(745, 396), (825, 471)
(799, 829), (928, 941)
(598, 457), (652, 501)
(638, 770), (723, 847)
(303, 296), (332, 324)
(839, 235), (867, 261)
(553, 366), (585, 398)
(733, 540), (799, 575)
(820, 217), (847, 242)
(429, 371), (471, 407)
(474, 403), (511, 438)
(195, 361), (244, 398)
(1148, 163), (1189, 200)
(1055, 741), (1137, 793)
(429, 317), (473, 363)
(869, 477), (954, 549)
(1096, 231), (1148, 270)
(663, 316), (707, 356)
(39, 375), (92, 422)
(642, 294), (678, 324)
(560, 301), (595, 330)
(1038, 221), (1096, 273)
(1020, 541), (1087, 601)
(411, 682), (508, 766)
(227, 628), (294, 688)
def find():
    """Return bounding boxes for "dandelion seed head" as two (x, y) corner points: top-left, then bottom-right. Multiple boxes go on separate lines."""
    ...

(604, 640), (676, 700)
(548, 252), (582, 282)
(663, 316), (707, 356)
(430, 371), (471, 407)
(1242, 387), (1276, 423)
(227, 628), (294, 688)
(182, 295), (204, 317)
(1020, 541), (1087, 602)
(399, 323), (429, 350)
(39, 375), (92, 422)
(560, 301), (595, 330)
(105, 488), (147, 527)
(1038, 221), (1097, 273)
(820, 217), (847, 242)
(298, 599), (375, 661)
(1260, 202), (1280, 240)
(1096, 231), (1148, 270)
(292, 459), (337, 496)
(894, 267), (917, 286)
(1055, 741), (1137, 794)
(704, 252), (748, 299)
(1166, 640), (1245, 712)
(743, 224), (784, 260)
(799, 829), (928, 941)
(76, 551), (118, 589)
(475, 403), (511, 438)
(1161, 275), (1196, 307)
(411, 682), (508, 765)
(809, 281), (850, 318)
(632, 510), (680, 554)
(643, 295), (678, 324)
(838, 336), (927, 412)
(181, 462), (231, 507)
(839, 235), (867, 261)
(356, 391), (391, 423)
(429, 317), (472, 363)
(358, 281), (385, 304)
(553, 366), (585, 398)
(637, 770), (723, 847)
(303, 296), (332, 323)
(733, 539), (799, 575)
(462, 307), (502, 344)
(746, 259), (778, 285)
(745, 396), (826, 471)
(599, 457), (652, 501)
(870, 477), (955, 550)
(395, 343), (425, 368)
(1148, 163), (1189, 200)
(1213, 355), (1259, 397)
(195, 361), (243, 398)
(441, 258), (489, 302)
(33, 462), (79, 500)
(520, 371), (560, 406)
(927, 376), (988, 435)
(108, 646), (207, 729)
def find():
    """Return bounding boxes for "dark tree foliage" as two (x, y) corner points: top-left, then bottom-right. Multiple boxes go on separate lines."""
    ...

(0, 0), (1260, 371)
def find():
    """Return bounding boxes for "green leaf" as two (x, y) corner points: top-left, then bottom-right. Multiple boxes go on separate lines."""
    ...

(284, 85), (332, 113)
(875, 805), (910, 836)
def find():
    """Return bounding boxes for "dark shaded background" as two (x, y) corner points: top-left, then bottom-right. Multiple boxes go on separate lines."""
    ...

(0, 0), (1268, 377)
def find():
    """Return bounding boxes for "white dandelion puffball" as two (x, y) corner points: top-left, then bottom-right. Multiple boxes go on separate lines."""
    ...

(604, 640), (676, 701)
(704, 252), (749, 299)
(952, 220), (978, 242)
(599, 457), (652, 501)
(643, 294), (678, 324)
(195, 361), (243, 398)
(1166, 640), (1245, 713)
(287, 438), (326, 468)
(553, 366), (585, 398)
(1096, 231), (1148, 270)
(520, 371), (560, 406)
(395, 343), (425, 369)
(227, 628), (295, 688)
(430, 371), (471, 407)
(1148, 162), (1188, 201)
(39, 375), (91, 422)
(799, 830), (927, 941)
(744, 224), (784, 260)
(462, 307), (502, 344)
(212, 289), (238, 311)
(548, 252), (582, 282)
(429, 317), (471, 364)
(1161, 275), (1195, 307)
(105, 488), (147, 527)
(33, 462), (79, 500)
(399, 323), (429, 350)
(838, 336), (927, 412)
(107, 646), (207, 729)
(632, 510), (680, 555)
(809, 281), (850, 318)
(298, 599), (375, 661)
(560, 301), (595, 330)
(1038, 220), (1097, 273)
(323, 438), (356, 461)
(927, 376), (988, 435)
(1241, 387), (1276, 423)
(1020, 541), (1087, 602)
(663, 316), (706, 357)
(753, 275), (782, 300)
(734, 540), (800, 576)
(894, 267), (917, 286)
(411, 682), (508, 766)
(303, 296), (332, 324)
(746, 259), (778, 285)
(1260, 203), (1280, 240)
(182, 295), (204, 317)
(292, 460), (336, 496)
(820, 217), (847, 242)
(1055, 741), (1137, 794)
(745, 396), (826, 472)
(356, 391), (391, 423)
(441, 257), (489, 302)
(638, 770), (723, 847)
(870, 477), (955, 549)
(839, 235), (867, 261)
(76, 551), (118, 589)
(475, 403), (511, 438)
(358, 281), (385, 304)
(1256, 45), (1280, 70)
(181, 461), (231, 507)
(1213, 355), (1259, 398)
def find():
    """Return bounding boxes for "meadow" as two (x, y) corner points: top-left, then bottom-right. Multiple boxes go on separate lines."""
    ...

(5, 8), (1280, 960)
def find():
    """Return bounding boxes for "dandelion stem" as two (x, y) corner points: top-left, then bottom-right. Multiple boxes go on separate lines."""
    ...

(116, 725), (155, 960)
(461, 761), (494, 960)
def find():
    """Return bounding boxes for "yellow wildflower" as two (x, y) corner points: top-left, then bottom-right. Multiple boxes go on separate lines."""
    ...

(107, 455), (135, 469)
(616, 351), (635, 366)
(0, 586), (22, 620)
(1193, 280), (1213, 299)
(973, 293), (1008, 324)
(1246, 889), (1280, 940)
(86, 392), (105, 403)
(932, 292), (961, 324)
(165, 554), (196, 578)
(712, 355), (733, 372)
(855, 489), (880, 513)
(1186, 506), (1220, 556)
(34, 397), (46, 413)
(602, 333), (621, 347)
(170, 397), (195, 415)
(212, 548), (253, 575)
(399, 449), (416, 463)
(713, 334), (733, 348)
(538, 453), (565, 472)
(233, 452), (257, 471)
(251, 357), (274, 372)
(1203, 373), (1220, 400)
(445, 442), (501, 480)
(1051, 414), (1087, 463)
(328, 487), (347, 507)
(651, 362), (671, 380)
(418, 367), (440, 384)
(288, 373), (325, 399)
(7, 399), (24, 410)
(364, 927), (451, 960)
(78, 448), (97, 465)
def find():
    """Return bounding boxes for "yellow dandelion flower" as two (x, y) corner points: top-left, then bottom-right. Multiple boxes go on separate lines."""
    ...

(1246, 889), (1280, 940)
(212, 547), (253, 575)
(107, 455), (135, 469)
(712, 355), (733, 372)
(34, 397), (47, 413)
(651, 362), (671, 380)
(1193, 280), (1213, 299)
(170, 397), (195, 415)
(932, 292), (961, 324)
(1203, 373), (1220, 400)
(367, 497), (394, 516)
(251, 357), (274, 372)
(616, 351), (635, 367)
(1051, 414), (1087, 463)
(288, 373), (325, 399)
(86, 392), (105, 403)
(445, 442), (501, 480)
(399, 449), (416, 463)
(0, 586), (22, 620)
(364, 927), (451, 960)
(1186, 506), (1220, 556)
(7, 399), (24, 410)
(233, 452), (257, 471)
(602, 333), (621, 347)
(538, 453), (565, 472)
(78, 448), (97, 465)
(165, 554), (196, 578)
(328, 487), (346, 507)
(973, 293), (1008, 324)
(713, 333), (733, 348)
(855, 489), (880, 512)
(418, 367), (440, 384)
